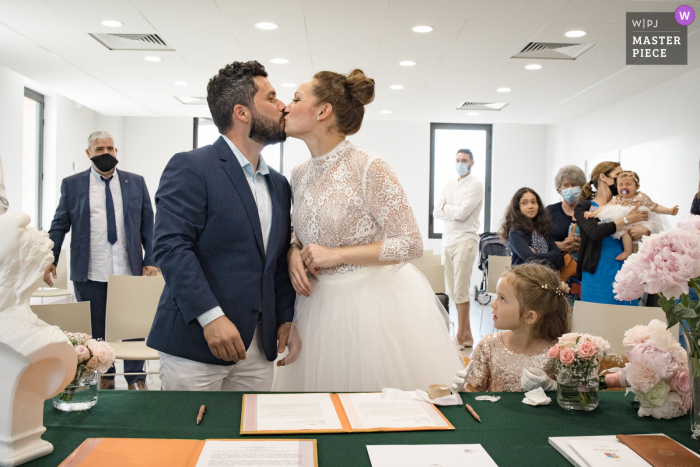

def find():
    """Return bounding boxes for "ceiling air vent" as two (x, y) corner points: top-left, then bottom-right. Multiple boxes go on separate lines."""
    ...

(176, 96), (207, 105)
(456, 102), (509, 111)
(89, 33), (174, 51)
(512, 42), (595, 60)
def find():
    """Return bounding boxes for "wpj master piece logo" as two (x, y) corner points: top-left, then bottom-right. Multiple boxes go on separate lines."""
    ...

(626, 6), (694, 65)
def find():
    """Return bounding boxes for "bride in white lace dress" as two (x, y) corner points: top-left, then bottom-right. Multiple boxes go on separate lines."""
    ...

(272, 69), (463, 392)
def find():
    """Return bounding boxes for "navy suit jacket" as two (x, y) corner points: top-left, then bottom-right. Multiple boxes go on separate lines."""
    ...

(48, 168), (155, 282)
(146, 137), (295, 365)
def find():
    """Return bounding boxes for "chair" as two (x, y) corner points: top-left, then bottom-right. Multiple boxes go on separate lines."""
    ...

(30, 302), (91, 335)
(572, 301), (678, 355)
(32, 252), (72, 303)
(411, 250), (442, 266)
(486, 255), (511, 294)
(105, 275), (165, 378)
(413, 264), (445, 294)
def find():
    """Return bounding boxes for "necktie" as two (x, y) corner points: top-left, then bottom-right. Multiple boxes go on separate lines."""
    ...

(101, 176), (117, 245)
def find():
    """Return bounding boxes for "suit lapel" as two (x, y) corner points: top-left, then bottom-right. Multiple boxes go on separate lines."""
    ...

(79, 169), (91, 247)
(214, 137), (265, 257)
(117, 169), (130, 232)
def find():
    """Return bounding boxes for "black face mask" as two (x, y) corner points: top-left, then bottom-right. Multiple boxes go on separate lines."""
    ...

(608, 177), (619, 196)
(91, 153), (118, 173)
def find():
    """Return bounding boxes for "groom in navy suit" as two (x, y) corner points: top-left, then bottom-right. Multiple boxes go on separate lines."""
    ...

(147, 61), (297, 391)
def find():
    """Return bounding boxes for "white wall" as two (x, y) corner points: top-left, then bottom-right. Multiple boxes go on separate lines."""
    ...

(547, 67), (700, 217)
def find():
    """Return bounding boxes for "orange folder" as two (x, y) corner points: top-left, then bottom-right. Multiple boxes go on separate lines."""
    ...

(59, 438), (318, 467)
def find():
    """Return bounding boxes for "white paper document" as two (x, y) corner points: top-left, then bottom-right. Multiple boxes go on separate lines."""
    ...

(366, 444), (498, 467)
(340, 393), (438, 429)
(569, 440), (650, 466)
(254, 393), (343, 431)
(195, 440), (316, 467)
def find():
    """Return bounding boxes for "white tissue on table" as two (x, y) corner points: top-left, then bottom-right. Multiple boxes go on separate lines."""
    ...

(381, 388), (463, 406)
(474, 395), (500, 402)
(522, 387), (551, 406)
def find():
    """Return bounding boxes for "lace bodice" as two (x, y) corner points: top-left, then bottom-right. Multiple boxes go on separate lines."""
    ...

(290, 139), (422, 275)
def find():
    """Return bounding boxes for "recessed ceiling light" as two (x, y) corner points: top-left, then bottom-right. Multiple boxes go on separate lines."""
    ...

(467, 112), (480, 116)
(525, 64), (542, 70)
(270, 58), (289, 64)
(281, 83), (296, 88)
(380, 110), (392, 114)
(390, 85), (404, 90)
(412, 25), (434, 33)
(565, 30), (587, 38)
(174, 81), (188, 86)
(255, 22), (279, 30)
(399, 60), (416, 67)
(144, 56), (161, 62)
(497, 87), (511, 93)
(101, 20), (123, 27)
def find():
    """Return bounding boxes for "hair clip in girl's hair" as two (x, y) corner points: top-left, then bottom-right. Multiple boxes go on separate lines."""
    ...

(541, 282), (567, 296)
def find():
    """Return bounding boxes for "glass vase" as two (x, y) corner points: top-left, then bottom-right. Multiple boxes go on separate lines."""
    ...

(683, 330), (700, 439)
(53, 367), (98, 412)
(557, 370), (600, 411)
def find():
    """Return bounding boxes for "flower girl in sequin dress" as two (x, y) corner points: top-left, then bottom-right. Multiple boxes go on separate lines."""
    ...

(452, 263), (571, 393)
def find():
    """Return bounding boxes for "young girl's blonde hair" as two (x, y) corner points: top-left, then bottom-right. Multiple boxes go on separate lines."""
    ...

(501, 263), (571, 341)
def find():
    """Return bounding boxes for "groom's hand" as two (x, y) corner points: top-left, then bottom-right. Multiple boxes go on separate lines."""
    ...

(203, 316), (247, 363)
(277, 322), (302, 367)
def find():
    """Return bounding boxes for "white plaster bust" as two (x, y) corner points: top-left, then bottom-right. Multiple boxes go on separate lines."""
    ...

(0, 212), (77, 466)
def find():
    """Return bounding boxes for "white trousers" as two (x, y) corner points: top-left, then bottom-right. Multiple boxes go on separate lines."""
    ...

(158, 325), (273, 391)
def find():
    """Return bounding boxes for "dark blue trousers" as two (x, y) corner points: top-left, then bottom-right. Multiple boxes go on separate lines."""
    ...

(73, 279), (145, 385)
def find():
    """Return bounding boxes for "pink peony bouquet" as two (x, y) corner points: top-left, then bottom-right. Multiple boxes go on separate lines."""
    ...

(549, 333), (612, 406)
(59, 331), (115, 402)
(620, 320), (691, 420)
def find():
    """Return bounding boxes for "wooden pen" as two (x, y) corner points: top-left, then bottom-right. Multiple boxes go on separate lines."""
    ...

(197, 405), (206, 425)
(465, 403), (481, 423)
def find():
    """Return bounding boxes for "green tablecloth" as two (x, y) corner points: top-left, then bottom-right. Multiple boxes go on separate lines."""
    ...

(24, 390), (700, 467)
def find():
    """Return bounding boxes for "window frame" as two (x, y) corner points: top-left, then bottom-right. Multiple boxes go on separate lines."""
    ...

(24, 87), (45, 230)
(428, 122), (493, 239)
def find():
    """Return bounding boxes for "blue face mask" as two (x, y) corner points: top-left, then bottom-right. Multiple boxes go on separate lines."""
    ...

(561, 186), (581, 204)
(456, 162), (471, 176)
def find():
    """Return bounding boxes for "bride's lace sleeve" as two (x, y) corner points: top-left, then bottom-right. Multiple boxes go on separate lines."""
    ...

(363, 157), (423, 263)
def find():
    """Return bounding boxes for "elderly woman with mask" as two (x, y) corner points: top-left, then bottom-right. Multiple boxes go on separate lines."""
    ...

(546, 166), (586, 256)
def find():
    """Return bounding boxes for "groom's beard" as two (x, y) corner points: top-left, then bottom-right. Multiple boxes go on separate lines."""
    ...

(249, 108), (287, 146)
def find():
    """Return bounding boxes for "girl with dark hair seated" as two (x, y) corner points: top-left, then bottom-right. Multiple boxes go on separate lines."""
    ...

(499, 187), (564, 270)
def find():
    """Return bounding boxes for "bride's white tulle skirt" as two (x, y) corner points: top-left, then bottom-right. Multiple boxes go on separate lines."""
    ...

(272, 263), (464, 392)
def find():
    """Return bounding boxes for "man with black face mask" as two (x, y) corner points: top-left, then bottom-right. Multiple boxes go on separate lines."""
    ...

(47, 130), (157, 390)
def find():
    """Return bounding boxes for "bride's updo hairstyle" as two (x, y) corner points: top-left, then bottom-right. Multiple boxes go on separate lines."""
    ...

(312, 69), (375, 135)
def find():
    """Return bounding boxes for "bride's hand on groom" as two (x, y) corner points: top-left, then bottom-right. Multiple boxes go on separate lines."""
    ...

(276, 322), (302, 367)
(300, 244), (342, 274)
(203, 316), (247, 363)
(288, 246), (312, 296)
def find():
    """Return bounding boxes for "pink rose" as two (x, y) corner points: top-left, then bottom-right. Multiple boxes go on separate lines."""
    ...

(623, 325), (651, 348)
(74, 345), (90, 364)
(548, 345), (561, 359)
(670, 369), (691, 395)
(560, 348), (575, 366)
(627, 342), (678, 380)
(625, 362), (660, 393)
(85, 356), (99, 371)
(578, 341), (597, 359)
(558, 333), (580, 349)
(86, 339), (115, 374)
(587, 335), (611, 358)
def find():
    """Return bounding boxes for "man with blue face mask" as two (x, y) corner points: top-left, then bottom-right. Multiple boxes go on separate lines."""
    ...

(433, 149), (483, 349)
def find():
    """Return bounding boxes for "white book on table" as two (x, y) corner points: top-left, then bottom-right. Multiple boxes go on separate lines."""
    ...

(366, 444), (498, 467)
(569, 439), (650, 466)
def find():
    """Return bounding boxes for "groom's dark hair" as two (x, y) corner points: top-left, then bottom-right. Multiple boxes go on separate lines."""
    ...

(207, 60), (268, 134)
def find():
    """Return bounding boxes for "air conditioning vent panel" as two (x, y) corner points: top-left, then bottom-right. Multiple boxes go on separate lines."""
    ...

(456, 102), (509, 111)
(176, 96), (207, 105)
(90, 33), (174, 51)
(512, 42), (595, 60)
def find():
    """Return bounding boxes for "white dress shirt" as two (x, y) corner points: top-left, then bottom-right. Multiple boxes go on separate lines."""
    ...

(433, 174), (484, 248)
(87, 167), (132, 282)
(197, 136), (273, 327)
(0, 153), (8, 215)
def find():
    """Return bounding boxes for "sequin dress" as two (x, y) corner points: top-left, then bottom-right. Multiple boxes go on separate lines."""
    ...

(465, 333), (557, 392)
(273, 139), (464, 392)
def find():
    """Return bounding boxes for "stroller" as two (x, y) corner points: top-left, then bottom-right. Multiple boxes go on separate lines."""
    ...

(474, 232), (511, 305)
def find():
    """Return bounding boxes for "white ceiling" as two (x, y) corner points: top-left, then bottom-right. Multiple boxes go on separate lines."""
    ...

(0, 0), (698, 124)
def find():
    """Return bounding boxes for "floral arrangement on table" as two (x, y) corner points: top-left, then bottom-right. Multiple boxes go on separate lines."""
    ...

(617, 320), (691, 419)
(548, 332), (612, 407)
(58, 332), (115, 402)
(613, 215), (700, 435)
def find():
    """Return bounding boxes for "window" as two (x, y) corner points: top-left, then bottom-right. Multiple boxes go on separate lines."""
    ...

(429, 123), (492, 239)
(193, 117), (283, 172)
(23, 88), (44, 229)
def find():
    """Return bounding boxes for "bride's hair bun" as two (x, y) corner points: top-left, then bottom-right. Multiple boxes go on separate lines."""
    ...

(345, 69), (375, 106)
(312, 69), (374, 135)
